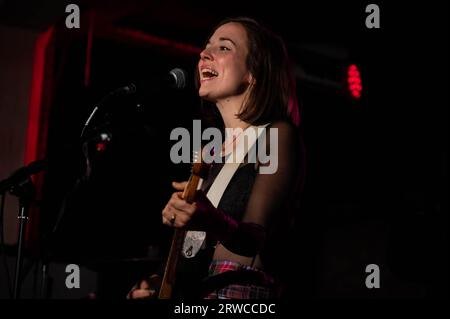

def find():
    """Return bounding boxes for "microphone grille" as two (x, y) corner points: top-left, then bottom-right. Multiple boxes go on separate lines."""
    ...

(169, 68), (187, 89)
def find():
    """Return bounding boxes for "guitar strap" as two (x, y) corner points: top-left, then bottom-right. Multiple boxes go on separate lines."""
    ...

(182, 124), (270, 258)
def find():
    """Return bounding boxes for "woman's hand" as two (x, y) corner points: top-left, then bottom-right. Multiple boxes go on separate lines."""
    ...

(161, 181), (197, 228)
(126, 274), (161, 299)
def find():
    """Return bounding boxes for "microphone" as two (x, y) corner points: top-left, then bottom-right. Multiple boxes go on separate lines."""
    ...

(123, 67), (187, 95)
(80, 68), (188, 139)
(0, 160), (46, 193)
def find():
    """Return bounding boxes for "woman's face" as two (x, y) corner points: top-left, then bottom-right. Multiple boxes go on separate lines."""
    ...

(198, 22), (253, 102)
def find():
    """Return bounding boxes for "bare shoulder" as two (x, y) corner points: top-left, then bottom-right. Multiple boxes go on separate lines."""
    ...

(266, 120), (305, 166)
(266, 120), (299, 143)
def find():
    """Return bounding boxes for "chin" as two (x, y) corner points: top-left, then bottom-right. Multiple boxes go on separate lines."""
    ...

(199, 91), (215, 102)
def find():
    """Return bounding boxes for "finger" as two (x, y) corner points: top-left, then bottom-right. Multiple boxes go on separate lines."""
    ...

(172, 181), (188, 191)
(130, 289), (154, 299)
(162, 206), (174, 226)
(126, 286), (139, 299)
(175, 192), (185, 200)
(171, 191), (186, 201)
(126, 287), (137, 299)
(162, 214), (179, 227)
(162, 212), (188, 228)
(162, 215), (172, 226)
(138, 280), (150, 289)
(171, 196), (196, 215)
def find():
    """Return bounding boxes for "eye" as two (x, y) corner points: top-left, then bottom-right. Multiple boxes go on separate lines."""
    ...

(220, 46), (230, 51)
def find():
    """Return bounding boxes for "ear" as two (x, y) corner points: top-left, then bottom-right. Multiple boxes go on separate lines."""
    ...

(247, 73), (256, 85)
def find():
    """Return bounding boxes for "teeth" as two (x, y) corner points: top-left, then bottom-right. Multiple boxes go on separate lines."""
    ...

(201, 68), (218, 78)
(202, 68), (218, 75)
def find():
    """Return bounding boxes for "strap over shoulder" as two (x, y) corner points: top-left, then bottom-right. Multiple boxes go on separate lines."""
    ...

(182, 124), (270, 258)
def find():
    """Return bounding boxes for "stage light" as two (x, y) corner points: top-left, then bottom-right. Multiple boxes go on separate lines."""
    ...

(347, 64), (362, 99)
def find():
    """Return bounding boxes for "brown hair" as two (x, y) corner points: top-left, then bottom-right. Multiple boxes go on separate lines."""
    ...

(196, 17), (300, 127)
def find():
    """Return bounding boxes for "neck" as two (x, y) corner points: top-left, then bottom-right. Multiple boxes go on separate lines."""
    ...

(216, 97), (249, 130)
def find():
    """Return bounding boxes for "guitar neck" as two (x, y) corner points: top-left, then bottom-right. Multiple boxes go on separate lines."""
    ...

(158, 228), (186, 299)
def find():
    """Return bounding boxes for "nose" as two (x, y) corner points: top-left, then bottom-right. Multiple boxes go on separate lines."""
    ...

(200, 47), (213, 61)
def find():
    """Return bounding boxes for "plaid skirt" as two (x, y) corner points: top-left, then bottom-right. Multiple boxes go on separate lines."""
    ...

(203, 260), (280, 299)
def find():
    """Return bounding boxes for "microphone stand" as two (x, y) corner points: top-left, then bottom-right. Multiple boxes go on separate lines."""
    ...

(9, 177), (36, 299)
(80, 85), (135, 140)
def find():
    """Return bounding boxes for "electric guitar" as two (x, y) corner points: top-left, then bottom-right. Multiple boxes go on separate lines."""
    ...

(158, 150), (207, 299)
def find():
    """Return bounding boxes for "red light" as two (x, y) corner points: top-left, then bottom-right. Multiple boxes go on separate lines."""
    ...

(96, 142), (107, 152)
(347, 64), (363, 100)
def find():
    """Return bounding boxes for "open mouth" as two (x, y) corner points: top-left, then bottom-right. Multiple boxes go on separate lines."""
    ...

(200, 68), (219, 81)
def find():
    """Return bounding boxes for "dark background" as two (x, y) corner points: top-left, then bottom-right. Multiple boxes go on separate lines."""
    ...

(0, 0), (448, 299)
